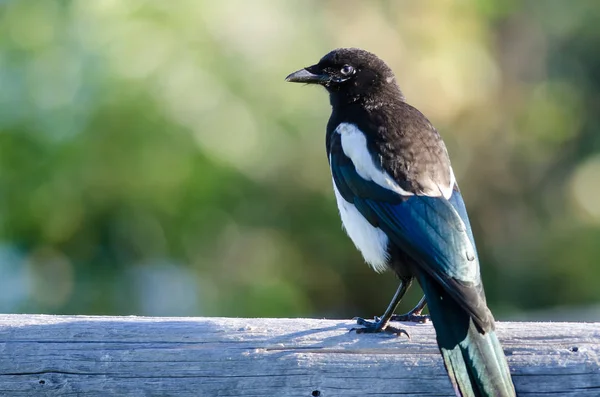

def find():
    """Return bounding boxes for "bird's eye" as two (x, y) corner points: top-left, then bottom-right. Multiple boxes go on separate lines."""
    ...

(340, 65), (355, 75)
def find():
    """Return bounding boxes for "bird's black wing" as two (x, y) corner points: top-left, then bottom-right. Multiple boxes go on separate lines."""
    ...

(329, 132), (492, 330)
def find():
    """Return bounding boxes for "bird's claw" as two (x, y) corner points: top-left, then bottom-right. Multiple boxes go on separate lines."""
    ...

(390, 313), (430, 323)
(351, 317), (410, 338)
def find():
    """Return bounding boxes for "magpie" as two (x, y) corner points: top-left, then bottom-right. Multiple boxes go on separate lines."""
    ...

(286, 48), (516, 397)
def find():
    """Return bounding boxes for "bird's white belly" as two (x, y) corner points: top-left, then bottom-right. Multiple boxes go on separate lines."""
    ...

(332, 183), (390, 273)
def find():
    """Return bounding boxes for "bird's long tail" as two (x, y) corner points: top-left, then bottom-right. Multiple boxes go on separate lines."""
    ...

(419, 275), (516, 397)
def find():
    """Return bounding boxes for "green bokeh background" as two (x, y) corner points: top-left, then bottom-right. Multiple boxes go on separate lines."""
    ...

(1, 0), (600, 320)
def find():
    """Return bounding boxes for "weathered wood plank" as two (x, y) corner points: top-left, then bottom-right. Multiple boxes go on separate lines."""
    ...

(0, 315), (597, 396)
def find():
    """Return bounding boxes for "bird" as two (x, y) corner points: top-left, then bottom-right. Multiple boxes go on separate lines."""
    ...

(285, 48), (516, 397)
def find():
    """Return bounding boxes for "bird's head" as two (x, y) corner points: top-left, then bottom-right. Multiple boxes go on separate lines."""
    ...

(285, 48), (403, 106)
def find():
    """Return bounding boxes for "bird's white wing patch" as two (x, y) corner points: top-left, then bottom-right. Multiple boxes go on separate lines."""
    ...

(439, 166), (456, 200)
(337, 122), (457, 199)
(336, 123), (414, 196)
(332, 181), (390, 273)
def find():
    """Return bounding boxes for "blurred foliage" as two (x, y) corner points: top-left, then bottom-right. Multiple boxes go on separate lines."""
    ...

(0, 0), (599, 320)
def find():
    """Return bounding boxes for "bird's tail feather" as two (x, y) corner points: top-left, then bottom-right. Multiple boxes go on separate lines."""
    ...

(419, 275), (515, 397)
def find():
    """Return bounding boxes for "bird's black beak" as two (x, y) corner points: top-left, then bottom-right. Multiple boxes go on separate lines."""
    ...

(285, 65), (329, 84)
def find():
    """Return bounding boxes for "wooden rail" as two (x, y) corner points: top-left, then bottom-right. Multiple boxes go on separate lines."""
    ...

(0, 315), (598, 396)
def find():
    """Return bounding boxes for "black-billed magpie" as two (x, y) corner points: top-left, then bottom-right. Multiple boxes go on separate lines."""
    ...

(286, 48), (516, 397)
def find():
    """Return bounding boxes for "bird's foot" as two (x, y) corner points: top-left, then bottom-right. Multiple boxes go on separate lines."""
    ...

(390, 313), (430, 323)
(351, 316), (410, 338)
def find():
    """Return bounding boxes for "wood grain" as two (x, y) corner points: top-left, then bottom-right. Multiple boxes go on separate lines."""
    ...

(0, 315), (597, 396)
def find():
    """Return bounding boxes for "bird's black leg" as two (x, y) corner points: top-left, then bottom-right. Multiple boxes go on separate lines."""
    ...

(390, 296), (430, 323)
(352, 279), (410, 337)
